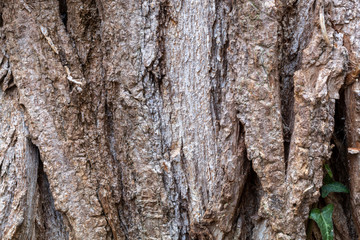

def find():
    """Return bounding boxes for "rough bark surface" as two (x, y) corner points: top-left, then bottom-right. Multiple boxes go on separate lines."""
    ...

(0, 0), (359, 239)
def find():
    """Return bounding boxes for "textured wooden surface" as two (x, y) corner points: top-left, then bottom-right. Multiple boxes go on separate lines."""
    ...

(0, 0), (359, 239)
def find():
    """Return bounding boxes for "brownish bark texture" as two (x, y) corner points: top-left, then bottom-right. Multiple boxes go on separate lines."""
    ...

(0, 0), (359, 239)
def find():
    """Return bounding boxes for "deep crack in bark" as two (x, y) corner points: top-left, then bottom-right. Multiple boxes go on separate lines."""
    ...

(36, 143), (69, 239)
(329, 89), (358, 239)
(58, 0), (68, 29)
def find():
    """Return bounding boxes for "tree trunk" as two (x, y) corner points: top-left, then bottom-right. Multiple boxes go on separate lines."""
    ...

(0, 0), (359, 239)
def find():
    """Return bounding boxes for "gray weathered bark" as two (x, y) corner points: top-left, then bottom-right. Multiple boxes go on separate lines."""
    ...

(0, 0), (359, 239)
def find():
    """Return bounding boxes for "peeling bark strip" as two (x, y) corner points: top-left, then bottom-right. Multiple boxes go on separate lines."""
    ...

(0, 0), (359, 239)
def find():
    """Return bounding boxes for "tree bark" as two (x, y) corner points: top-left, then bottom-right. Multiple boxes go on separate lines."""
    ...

(0, 0), (359, 239)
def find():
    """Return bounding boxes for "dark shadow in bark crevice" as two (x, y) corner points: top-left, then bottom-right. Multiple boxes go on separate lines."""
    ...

(12, 139), (40, 239)
(328, 89), (358, 239)
(176, 139), (191, 239)
(104, 100), (129, 238)
(278, 5), (297, 169)
(12, 139), (69, 239)
(331, 89), (349, 199)
(60, 0), (101, 74)
(142, 0), (168, 99)
(307, 89), (358, 239)
(58, 0), (67, 30)
(209, 0), (230, 136)
(0, 1), (3, 28)
(234, 163), (262, 239)
(35, 142), (69, 240)
(227, 119), (261, 239)
(278, 0), (318, 171)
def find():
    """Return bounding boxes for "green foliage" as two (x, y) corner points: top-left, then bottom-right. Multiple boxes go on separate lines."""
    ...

(323, 173), (334, 185)
(321, 182), (349, 198)
(309, 164), (350, 240)
(324, 164), (333, 179)
(309, 204), (334, 240)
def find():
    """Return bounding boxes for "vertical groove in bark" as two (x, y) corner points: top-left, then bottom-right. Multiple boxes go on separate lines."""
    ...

(307, 88), (359, 240)
(283, 1), (348, 236)
(234, 165), (261, 240)
(35, 144), (69, 240)
(15, 139), (39, 239)
(345, 80), (360, 233)
(278, 0), (320, 169)
(327, 89), (358, 240)
(170, 139), (191, 239)
(334, 0), (360, 236)
(0, 7), (3, 28)
(209, 0), (230, 134)
(2, 1), (114, 239)
(219, 120), (252, 240)
(228, 0), (288, 238)
(58, 0), (68, 29)
(1, 0), (360, 239)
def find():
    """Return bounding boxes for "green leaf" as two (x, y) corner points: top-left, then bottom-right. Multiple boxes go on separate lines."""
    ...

(321, 182), (350, 198)
(324, 164), (333, 179)
(323, 174), (334, 185)
(309, 204), (334, 240)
